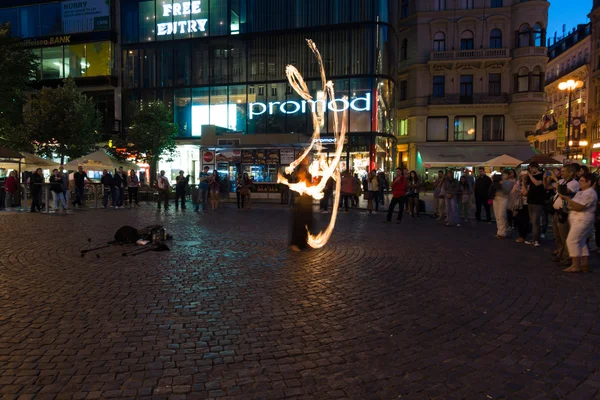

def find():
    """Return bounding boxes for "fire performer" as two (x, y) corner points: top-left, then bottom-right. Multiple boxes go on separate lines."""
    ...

(289, 160), (314, 252)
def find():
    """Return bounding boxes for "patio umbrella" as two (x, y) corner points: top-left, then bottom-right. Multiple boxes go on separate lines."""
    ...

(64, 150), (140, 172)
(482, 154), (523, 167)
(20, 152), (60, 170)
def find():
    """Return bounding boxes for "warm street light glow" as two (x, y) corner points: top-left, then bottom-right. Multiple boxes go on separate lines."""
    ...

(569, 140), (573, 146)
(558, 79), (583, 91)
(579, 140), (588, 147)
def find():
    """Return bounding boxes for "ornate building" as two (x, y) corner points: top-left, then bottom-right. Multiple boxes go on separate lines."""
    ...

(397, 0), (548, 173)
(588, 0), (600, 167)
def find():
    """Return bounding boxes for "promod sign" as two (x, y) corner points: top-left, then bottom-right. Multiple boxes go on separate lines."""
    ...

(157, 1), (208, 36)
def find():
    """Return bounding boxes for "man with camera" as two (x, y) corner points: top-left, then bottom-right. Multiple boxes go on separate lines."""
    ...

(523, 162), (547, 247)
(548, 165), (579, 264)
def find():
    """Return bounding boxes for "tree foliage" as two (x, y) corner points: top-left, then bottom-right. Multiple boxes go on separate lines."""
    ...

(0, 23), (38, 147)
(21, 77), (102, 162)
(125, 101), (179, 185)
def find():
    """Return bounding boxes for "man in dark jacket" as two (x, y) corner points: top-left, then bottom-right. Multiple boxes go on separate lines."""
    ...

(474, 167), (492, 222)
(30, 168), (44, 212)
(175, 170), (189, 210)
(101, 169), (114, 208)
(112, 169), (123, 208)
(50, 168), (67, 211)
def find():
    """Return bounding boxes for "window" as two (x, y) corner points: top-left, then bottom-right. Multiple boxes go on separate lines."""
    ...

(401, 39), (408, 60)
(454, 116), (476, 141)
(491, 0), (503, 7)
(427, 117), (448, 141)
(461, 31), (474, 50)
(483, 116), (505, 141)
(433, 76), (445, 97)
(433, 32), (446, 51)
(533, 23), (543, 47)
(435, 0), (447, 11)
(400, 80), (407, 101)
(519, 24), (531, 47)
(401, 0), (409, 17)
(460, 75), (473, 101)
(517, 67), (529, 92)
(465, 0), (474, 9)
(42, 47), (64, 80)
(531, 66), (543, 91)
(489, 73), (501, 95)
(399, 119), (408, 136)
(490, 29), (502, 48)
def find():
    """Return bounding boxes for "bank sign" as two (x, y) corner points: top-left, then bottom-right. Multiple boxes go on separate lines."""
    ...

(157, 1), (208, 36)
(248, 93), (372, 119)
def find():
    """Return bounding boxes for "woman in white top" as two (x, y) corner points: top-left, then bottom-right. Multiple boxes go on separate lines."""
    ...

(559, 173), (598, 273)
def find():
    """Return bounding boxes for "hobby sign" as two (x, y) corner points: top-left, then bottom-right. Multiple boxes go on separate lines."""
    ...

(157, 1), (208, 36)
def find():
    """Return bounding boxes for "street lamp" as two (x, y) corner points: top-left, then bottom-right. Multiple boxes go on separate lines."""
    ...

(558, 79), (584, 161)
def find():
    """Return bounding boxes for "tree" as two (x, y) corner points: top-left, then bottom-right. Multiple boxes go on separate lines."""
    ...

(0, 23), (38, 148)
(21, 78), (102, 163)
(126, 101), (179, 186)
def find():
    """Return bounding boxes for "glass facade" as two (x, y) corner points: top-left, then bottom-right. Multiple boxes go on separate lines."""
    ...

(33, 41), (113, 80)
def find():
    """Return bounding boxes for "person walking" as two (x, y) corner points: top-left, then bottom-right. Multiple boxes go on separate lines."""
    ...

(29, 168), (43, 212)
(209, 170), (220, 211)
(157, 170), (170, 210)
(492, 171), (514, 239)
(367, 170), (379, 214)
(127, 170), (140, 207)
(407, 171), (420, 217)
(72, 166), (90, 208)
(549, 165), (579, 265)
(474, 167), (492, 222)
(433, 170), (445, 219)
(386, 168), (407, 223)
(525, 162), (546, 247)
(442, 170), (460, 227)
(194, 166), (210, 212)
(561, 173), (597, 273)
(49, 169), (67, 212)
(458, 175), (472, 222)
(4, 170), (18, 210)
(175, 170), (189, 210)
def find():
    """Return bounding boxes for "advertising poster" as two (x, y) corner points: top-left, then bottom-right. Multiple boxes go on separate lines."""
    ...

(62, 0), (110, 34)
(241, 150), (254, 164)
(266, 150), (280, 165)
(254, 150), (266, 165)
(280, 149), (295, 165)
(201, 150), (215, 170)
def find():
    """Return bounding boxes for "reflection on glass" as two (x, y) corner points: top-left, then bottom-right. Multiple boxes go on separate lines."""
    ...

(175, 88), (191, 136)
(229, 85), (246, 133)
(139, 1), (156, 42)
(40, 3), (61, 36)
(64, 44), (86, 77)
(210, 86), (235, 130)
(191, 87), (209, 136)
(42, 47), (64, 80)
(19, 6), (40, 38)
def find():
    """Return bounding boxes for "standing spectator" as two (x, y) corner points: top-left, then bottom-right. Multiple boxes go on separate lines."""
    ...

(561, 173), (598, 273)
(377, 171), (387, 206)
(235, 173), (243, 210)
(549, 165), (579, 264)
(458, 175), (472, 222)
(386, 167), (407, 223)
(352, 173), (361, 207)
(112, 169), (123, 208)
(175, 170), (189, 210)
(117, 167), (128, 207)
(407, 171), (420, 217)
(29, 168), (43, 212)
(433, 170), (445, 219)
(474, 167), (492, 222)
(367, 170), (380, 214)
(100, 169), (114, 208)
(505, 170), (517, 230)
(127, 169), (140, 207)
(157, 170), (170, 210)
(194, 166), (210, 212)
(511, 173), (529, 243)
(239, 172), (253, 210)
(525, 162), (546, 247)
(72, 166), (90, 208)
(209, 170), (220, 211)
(50, 169), (67, 211)
(341, 171), (354, 214)
(320, 176), (334, 214)
(492, 171), (514, 239)
(4, 170), (18, 210)
(442, 170), (460, 227)
(59, 165), (70, 209)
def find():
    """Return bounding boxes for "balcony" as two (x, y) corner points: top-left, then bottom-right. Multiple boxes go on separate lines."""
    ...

(429, 93), (509, 106)
(430, 48), (510, 61)
(512, 46), (548, 58)
(545, 59), (588, 85)
(511, 92), (546, 102)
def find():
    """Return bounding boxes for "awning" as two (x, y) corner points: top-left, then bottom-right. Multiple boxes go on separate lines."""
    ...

(418, 144), (538, 167)
(482, 154), (523, 167)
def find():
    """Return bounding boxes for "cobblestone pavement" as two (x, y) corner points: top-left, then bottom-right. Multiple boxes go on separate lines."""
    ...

(1, 204), (600, 400)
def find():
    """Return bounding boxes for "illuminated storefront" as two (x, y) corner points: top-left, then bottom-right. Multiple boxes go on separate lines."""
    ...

(120, 0), (398, 178)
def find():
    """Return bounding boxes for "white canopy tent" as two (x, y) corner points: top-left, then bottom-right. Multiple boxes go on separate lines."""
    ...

(20, 152), (60, 171)
(482, 154), (523, 168)
(64, 150), (140, 172)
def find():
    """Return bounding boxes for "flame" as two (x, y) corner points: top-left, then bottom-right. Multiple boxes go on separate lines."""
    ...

(278, 40), (347, 249)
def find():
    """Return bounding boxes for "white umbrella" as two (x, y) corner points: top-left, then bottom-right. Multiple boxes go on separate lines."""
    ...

(64, 150), (140, 171)
(482, 154), (523, 167)
(20, 152), (60, 170)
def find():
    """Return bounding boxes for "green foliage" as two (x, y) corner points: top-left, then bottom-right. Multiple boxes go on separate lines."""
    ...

(0, 23), (38, 147)
(21, 78), (102, 162)
(125, 101), (179, 184)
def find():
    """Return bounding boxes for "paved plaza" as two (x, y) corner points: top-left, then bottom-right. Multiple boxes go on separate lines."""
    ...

(1, 204), (600, 400)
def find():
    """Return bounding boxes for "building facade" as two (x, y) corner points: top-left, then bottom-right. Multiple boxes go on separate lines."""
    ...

(120, 0), (398, 184)
(588, 0), (600, 168)
(532, 23), (590, 163)
(397, 0), (548, 173)
(0, 0), (120, 139)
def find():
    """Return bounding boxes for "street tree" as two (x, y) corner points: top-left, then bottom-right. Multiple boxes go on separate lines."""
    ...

(126, 101), (179, 186)
(22, 78), (102, 163)
(0, 23), (38, 148)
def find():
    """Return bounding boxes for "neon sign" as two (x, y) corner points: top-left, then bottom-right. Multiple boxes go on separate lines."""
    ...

(248, 93), (371, 120)
(157, 1), (208, 36)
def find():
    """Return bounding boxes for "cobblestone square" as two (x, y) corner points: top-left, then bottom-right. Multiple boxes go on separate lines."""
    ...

(1, 205), (599, 399)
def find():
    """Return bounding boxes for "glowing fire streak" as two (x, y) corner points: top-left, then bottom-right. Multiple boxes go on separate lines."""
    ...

(277, 39), (347, 249)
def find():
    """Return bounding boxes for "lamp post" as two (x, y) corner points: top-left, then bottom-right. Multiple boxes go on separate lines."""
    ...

(558, 79), (584, 161)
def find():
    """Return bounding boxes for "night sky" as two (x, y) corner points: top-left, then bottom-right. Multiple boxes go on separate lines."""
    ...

(547, 0), (592, 42)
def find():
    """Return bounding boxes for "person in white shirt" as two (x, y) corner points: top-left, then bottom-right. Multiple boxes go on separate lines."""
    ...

(547, 165), (580, 265)
(560, 173), (598, 273)
(157, 170), (170, 210)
